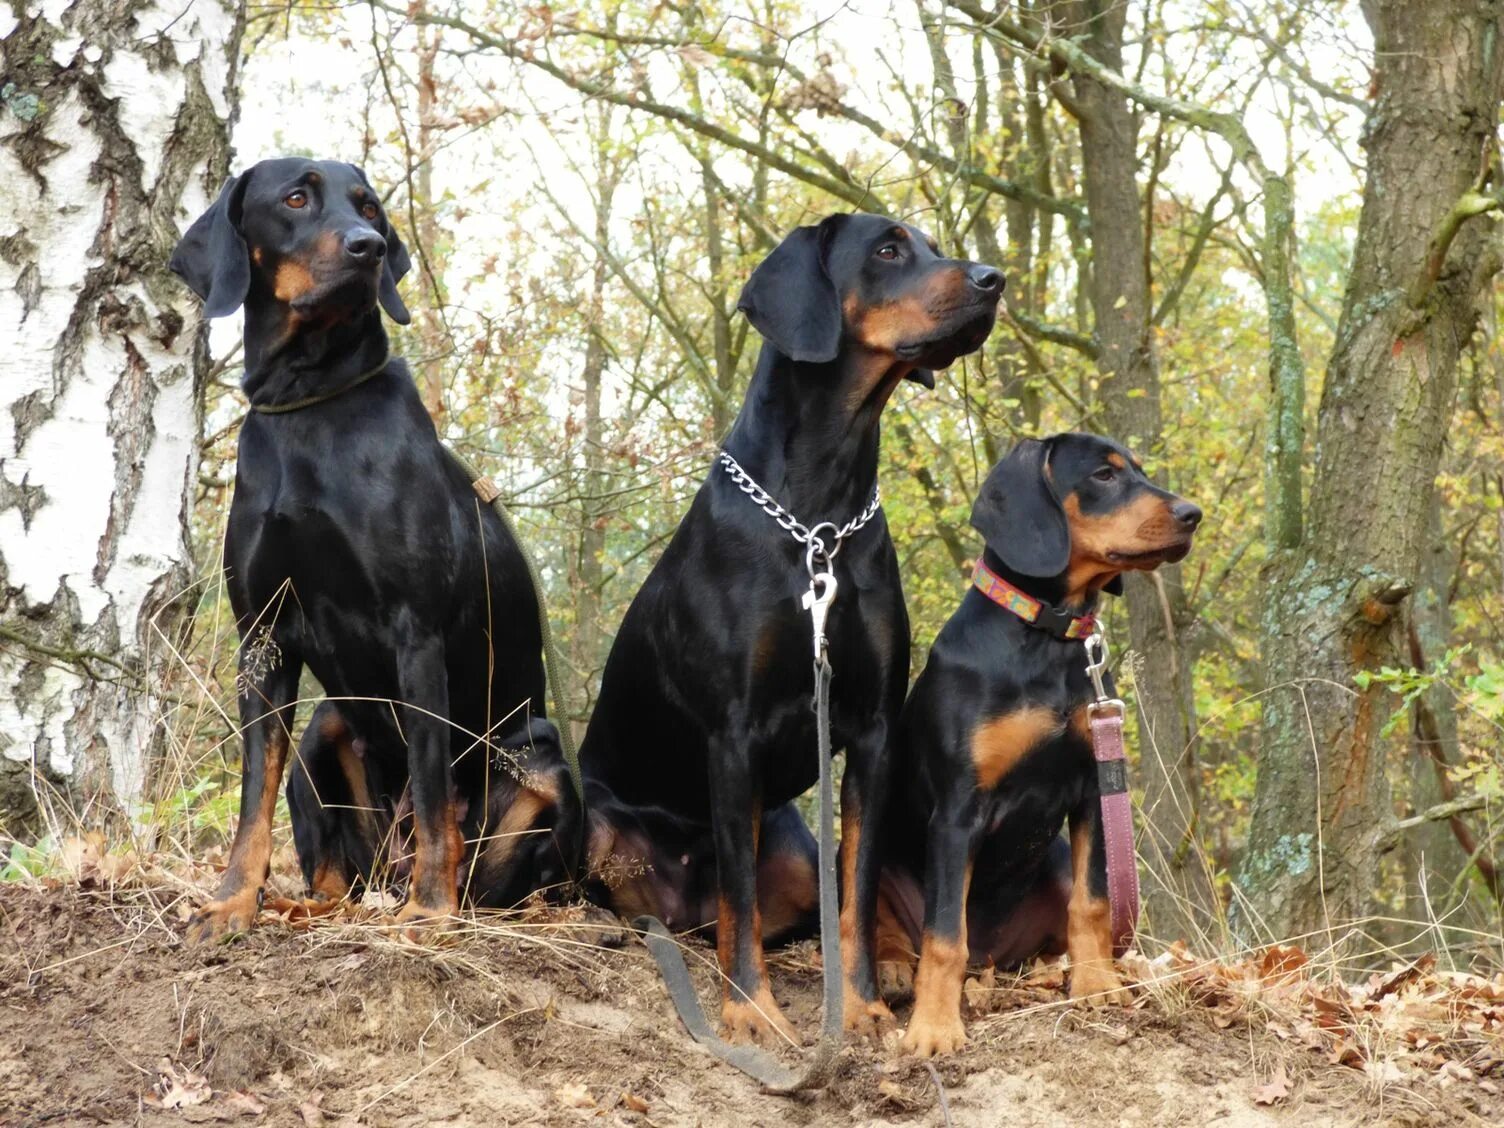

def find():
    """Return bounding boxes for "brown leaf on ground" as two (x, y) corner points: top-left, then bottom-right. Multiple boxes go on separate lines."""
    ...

(297, 1093), (324, 1126)
(144, 1059), (212, 1110)
(1252, 1062), (1291, 1105)
(220, 1089), (266, 1117)
(621, 1090), (649, 1113)
(555, 1081), (595, 1108)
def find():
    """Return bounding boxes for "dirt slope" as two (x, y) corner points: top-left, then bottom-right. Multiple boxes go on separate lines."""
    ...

(0, 882), (1498, 1127)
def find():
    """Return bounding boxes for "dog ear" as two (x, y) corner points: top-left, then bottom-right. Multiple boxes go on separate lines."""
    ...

(378, 219), (412, 326)
(736, 215), (845, 363)
(970, 436), (1069, 577)
(349, 163), (413, 325)
(170, 173), (251, 318)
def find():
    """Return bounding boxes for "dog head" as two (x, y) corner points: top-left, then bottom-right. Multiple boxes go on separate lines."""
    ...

(170, 158), (411, 327)
(970, 432), (1202, 601)
(736, 213), (1003, 387)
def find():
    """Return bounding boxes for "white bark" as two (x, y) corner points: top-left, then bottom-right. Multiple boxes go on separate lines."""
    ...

(0, 0), (241, 822)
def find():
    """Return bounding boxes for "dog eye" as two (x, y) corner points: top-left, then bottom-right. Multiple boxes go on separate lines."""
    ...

(361, 202), (379, 220)
(284, 190), (307, 209)
(1092, 467), (1116, 483)
(875, 244), (899, 261)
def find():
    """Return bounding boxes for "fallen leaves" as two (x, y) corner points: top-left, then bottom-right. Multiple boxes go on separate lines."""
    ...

(60, 832), (138, 887)
(144, 1060), (211, 1110)
(1252, 1062), (1291, 1105)
(1121, 942), (1504, 1099)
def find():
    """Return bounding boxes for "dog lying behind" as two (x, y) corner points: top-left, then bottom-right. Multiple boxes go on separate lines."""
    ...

(580, 213), (1003, 1044)
(875, 432), (1201, 1056)
(170, 158), (579, 939)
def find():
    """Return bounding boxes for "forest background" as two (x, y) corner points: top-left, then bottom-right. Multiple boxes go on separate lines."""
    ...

(4, 0), (1504, 969)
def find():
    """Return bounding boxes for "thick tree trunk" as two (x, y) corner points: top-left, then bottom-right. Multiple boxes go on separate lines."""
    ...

(1064, 0), (1216, 946)
(1402, 493), (1472, 938)
(1240, 0), (1504, 940)
(0, 0), (242, 826)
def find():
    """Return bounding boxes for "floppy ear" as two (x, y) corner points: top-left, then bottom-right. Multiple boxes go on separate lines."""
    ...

(969, 436), (1070, 577)
(736, 215), (844, 363)
(170, 173), (251, 318)
(350, 164), (413, 326)
(378, 220), (412, 326)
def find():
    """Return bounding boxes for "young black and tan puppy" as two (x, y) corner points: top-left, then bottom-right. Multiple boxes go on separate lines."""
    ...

(171, 158), (579, 940)
(581, 214), (1003, 1044)
(876, 433), (1201, 1056)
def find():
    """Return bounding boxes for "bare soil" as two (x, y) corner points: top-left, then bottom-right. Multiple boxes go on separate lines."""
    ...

(0, 880), (1497, 1127)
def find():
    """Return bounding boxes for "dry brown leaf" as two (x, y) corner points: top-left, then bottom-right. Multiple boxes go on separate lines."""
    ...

(1372, 954), (1436, 1001)
(1258, 945), (1309, 985)
(145, 1059), (212, 1110)
(1252, 1063), (1291, 1106)
(221, 1090), (266, 1117)
(297, 1093), (324, 1126)
(555, 1082), (595, 1109)
(621, 1091), (649, 1114)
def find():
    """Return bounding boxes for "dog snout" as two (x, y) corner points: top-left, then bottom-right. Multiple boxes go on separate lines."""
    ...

(1171, 500), (1203, 531)
(343, 229), (387, 263)
(966, 264), (1004, 296)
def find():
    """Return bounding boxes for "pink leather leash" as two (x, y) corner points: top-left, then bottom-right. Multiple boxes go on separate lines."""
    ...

(1083, 631), (1139, 956)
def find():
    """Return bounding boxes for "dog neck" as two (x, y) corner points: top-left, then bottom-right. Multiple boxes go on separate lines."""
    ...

(977, 546), (1101, 617)
(720, 342), (907, 521)
(241, 303), (391, 410)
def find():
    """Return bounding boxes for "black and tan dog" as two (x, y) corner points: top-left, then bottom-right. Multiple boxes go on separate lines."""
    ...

(875, 433), (1201, 1056)
(580, 214), (1003, 1043)
(171, 158), (579, 940)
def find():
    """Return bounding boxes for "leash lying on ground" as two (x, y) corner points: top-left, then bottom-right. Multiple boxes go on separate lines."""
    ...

(634, 453), (881, 1092)
(1083, 629), (1139, 956)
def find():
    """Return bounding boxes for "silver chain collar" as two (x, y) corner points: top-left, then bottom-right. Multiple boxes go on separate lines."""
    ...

(716, 450), (882, 579)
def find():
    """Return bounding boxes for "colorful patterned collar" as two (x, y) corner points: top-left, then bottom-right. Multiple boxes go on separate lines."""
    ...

(972, 557), (1097, 640)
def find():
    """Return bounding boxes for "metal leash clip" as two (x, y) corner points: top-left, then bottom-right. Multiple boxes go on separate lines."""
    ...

(1084, 626), (1126, 719)
(802, 570), (838, 662)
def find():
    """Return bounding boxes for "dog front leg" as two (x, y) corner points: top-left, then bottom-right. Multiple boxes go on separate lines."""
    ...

(839, 727), (898, 1037)
(709, 738), (796, 1046)
(1066, 800), (1130, 1004)
(393, 635), (461, 929)
(902, 795), (977, 1057)
(187, 649), (302, 943)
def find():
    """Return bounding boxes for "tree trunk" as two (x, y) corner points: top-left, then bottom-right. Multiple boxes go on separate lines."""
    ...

(1240, 0), (1504, 941)
(1402, 492), (1474, 947)
(1063, 0), (1217, 946)
(0, 0), (242, 827)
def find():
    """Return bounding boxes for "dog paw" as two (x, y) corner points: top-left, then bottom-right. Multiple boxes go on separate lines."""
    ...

(722, 989), (801, 1048)
(391, 896), (458, 943)
(185, 885), (262, 944)
(901, 1009), (967, 1058)
(878, 959), (915, 1003)
(1068, 961), (1131, 1005)
(843, 988), (896, 1039)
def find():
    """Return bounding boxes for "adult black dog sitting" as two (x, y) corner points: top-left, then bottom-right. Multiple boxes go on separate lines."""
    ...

(171, 158), (579, 941)
(580, 214), (1003, 1045)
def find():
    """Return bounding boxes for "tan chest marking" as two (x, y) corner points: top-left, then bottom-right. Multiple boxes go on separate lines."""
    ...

(970, 705), (1065, 789)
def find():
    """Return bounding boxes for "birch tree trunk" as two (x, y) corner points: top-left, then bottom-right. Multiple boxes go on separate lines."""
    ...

(0, 0), (242, 826)
(1240, 0), (1504, 939)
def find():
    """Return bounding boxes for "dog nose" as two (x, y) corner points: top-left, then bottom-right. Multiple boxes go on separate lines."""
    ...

(344, 229), (387, 262)
(968, 265), (1004, 294)
(1171, 501), (1203, 530)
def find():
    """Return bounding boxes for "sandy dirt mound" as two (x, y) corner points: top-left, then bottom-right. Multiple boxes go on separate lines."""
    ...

(1, 881), (1499, 1127)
